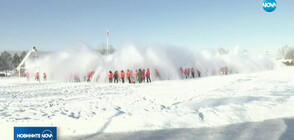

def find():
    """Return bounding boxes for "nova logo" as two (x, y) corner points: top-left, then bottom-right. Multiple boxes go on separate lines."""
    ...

(42, 129), (53, 140)
(14, 127), (57, 140)
(263, 0), (277, 12)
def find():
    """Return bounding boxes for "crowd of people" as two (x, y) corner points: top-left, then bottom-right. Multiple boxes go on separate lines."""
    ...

(179, 67), (201, 79)
(106, 66), (229, 84)
(179, 66), (229, 79)
(108, 68), (157, 84)
(25, 72), (47, 81)
(23, 66), (229, 83)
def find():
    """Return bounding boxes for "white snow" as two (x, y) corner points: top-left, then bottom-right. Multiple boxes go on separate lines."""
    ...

(0, 67), (294, 140)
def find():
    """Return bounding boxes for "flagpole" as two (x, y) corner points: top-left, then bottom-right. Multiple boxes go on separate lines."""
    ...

(107, 29), (109, 55)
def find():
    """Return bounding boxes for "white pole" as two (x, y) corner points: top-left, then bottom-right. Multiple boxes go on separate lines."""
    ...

(107, 29), (109, 55)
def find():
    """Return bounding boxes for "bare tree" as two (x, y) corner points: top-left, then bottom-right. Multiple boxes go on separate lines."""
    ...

(285, 48), (294, 60)
(217, 48), (229, 55)
(97, 43), (115, 55)
(277, 45), (291, 59)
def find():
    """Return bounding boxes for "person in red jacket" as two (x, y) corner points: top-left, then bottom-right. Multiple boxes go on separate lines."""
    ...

(146, 68), (151, 83)
(191, 68), (195, 78)
(74, 73), (80, 82)
(155, 69), (160, 80)
(25, 72), (30, 81)
(121, 70), (125, 83)
(35, 72), (40, 81)
(179, 67), (184, 79)
(114, 71), (119, 83)
(142, 69), (146, 82)
(87, 71), (94, 82)
(108, 71), (113, 83)
(126, 69), (131, 83)
(43, 73), (47, 81)
(184, 69), (188, 79)
(134, 70), (138, 82)
(197, 69), (201, 78)
(224, 66), (228, 75)
(187, 68), (191, 78)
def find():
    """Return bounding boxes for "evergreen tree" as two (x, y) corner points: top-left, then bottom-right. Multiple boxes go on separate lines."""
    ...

(20, 51), (27, 67)
(217, 48), (229, 55)
(0, 51), (13, 75)
(12, 53), (21, 68)
(20, 51), (27, 60)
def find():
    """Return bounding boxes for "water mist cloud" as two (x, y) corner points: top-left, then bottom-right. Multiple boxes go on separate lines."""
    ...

(25, 44), (283, 82)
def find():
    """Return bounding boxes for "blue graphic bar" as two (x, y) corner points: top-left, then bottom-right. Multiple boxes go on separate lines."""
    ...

(14, 127), (57, 140)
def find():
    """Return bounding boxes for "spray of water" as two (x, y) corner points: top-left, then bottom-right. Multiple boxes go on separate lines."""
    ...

(25, 43), (283, 82)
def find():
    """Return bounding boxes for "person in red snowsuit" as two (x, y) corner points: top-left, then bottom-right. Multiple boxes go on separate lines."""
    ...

(43, 73), (47, 81)
(224, 66), (228, 75)
(25, 72), (29, 81)
(155, 69), (160, 80)
(108, 71), (113, 83)
(134, 70), (138, 82)
(197, 69), (201, 77)
(121, 70), (125, 83)
(179, 67), (184, 79)
(187, 68), (191, 78)
(113, 71), (119, 83)
(221, 67), (228, 75)
(142, 69), (146, 82)
(184, 69), (188, 79)
(146, 68), (151, 83)
(126, 69), (131, 83)
(35, 72), (40, 81)
(87, 71), (94, 82)
(74, 73), (80, 82)
(191, 68), (195, 78)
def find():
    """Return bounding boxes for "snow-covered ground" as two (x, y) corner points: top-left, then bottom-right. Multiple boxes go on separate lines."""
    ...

(0, 67), (294, 140)
(69, 117), (294, 140)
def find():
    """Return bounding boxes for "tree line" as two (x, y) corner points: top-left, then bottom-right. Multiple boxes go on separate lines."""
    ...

(277, 45), (294, 65)
(0, 51), (27, 73)
(0, 43), (114, 74)
(277, 45), (294, 59)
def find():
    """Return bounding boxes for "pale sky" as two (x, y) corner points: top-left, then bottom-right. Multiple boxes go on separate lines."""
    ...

(0, 0), (293, 55)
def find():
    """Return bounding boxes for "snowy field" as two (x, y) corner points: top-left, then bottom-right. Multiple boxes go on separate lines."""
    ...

(1, 67), (294, 140)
